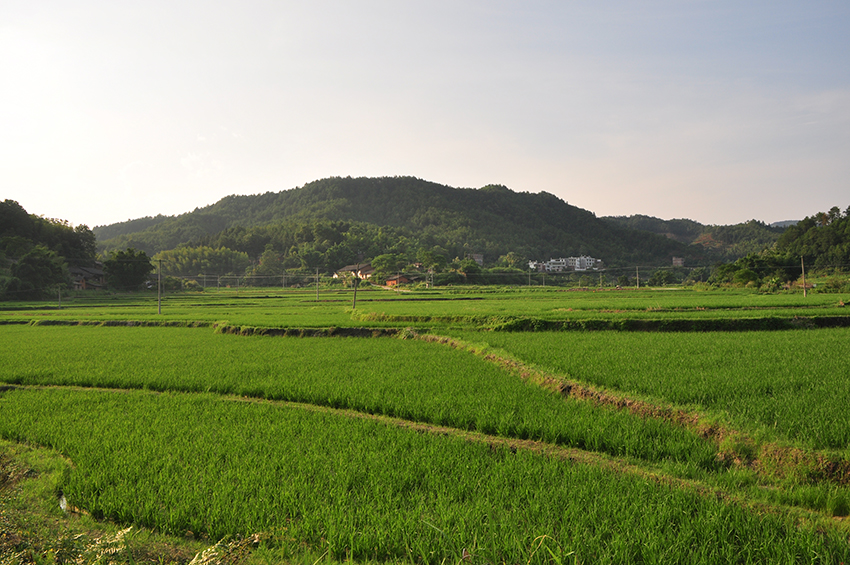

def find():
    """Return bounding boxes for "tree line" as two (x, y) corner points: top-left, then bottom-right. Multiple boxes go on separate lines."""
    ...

(6, 193), (849, 299)
(1, 200), (156, 299)
(708, 206), (850, 292)
(1, 200), (97, 299)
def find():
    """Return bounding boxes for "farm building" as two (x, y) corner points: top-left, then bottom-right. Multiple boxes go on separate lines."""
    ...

(333, 263), (375, 280)
(69, 265), (106, 290)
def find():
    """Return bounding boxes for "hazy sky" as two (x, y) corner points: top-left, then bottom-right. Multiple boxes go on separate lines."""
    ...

(2, 1), (848, 228)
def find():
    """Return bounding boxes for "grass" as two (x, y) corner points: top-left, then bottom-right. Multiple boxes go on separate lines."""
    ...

(2, 388), (848, 564)
(448, 328), (850, 452)
(0, 438), (238, 564)
(1, 286), (847, 329)
(2, 286), (850, 563)
(0, 325), (719, 468)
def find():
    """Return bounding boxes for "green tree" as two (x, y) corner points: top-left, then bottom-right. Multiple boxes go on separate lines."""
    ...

(648, 270), (677, 286)
(371, 253), (407, 275)
(457, 258), (483, 284)
(252, 247), (286, 277)
(496, 251), (527, 269)
(417, 249), (448, 272)
(687, 267), (709, 283)
(5, 246), (67, 300)
(154, 246), (251, 276)
(70, 224), (98, 266)
(0, 200), (97, 267)
(104, 248), (154, 291)
(733, 268), (760, 287)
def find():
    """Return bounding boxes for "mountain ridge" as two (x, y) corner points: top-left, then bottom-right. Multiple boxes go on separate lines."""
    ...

(94, 176), (713, 269)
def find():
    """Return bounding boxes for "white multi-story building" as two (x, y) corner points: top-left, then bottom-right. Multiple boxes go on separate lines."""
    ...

(528, 256), (603, 272)
(568, 256), (600, 271)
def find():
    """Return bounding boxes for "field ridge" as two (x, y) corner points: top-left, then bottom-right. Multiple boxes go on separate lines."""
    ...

(411, 330), (850, 488)
(6, 382), (849, 538)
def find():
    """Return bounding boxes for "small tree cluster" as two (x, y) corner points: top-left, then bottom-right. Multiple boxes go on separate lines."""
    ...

(103, 248), (154, 291)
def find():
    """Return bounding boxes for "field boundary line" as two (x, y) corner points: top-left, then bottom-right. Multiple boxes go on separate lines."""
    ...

(5, 383), (847, 535)
(413, 331), (850, 488)
(350, 311), (850, 331)
(25, 319), (212, 328)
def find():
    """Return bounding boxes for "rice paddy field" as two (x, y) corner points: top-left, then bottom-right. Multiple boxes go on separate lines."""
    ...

(1, 285), (847, 327)
(1, 285), (850, 563)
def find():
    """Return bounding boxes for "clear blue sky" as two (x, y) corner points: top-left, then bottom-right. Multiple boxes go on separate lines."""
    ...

(2, 1), (848, 228)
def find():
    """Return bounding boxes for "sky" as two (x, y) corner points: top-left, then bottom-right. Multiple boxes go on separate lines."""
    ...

(2, 1), (849, 229)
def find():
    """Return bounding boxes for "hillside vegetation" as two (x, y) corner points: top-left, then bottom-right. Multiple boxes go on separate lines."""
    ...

(774, 206), (850, 268)
(708, 206), (850, 290)
(94, 177), (706, 269)
(602, 214), (787, 260)
(1, 200), (98, 299)
(1, 200), (97, 267)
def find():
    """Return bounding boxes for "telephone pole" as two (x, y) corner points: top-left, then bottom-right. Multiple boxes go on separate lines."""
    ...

(352, 264), (360, 309)
(157, 259), (162, 314)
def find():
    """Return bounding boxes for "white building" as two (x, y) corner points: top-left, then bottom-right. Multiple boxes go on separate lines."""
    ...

(528, 256), (603, 272)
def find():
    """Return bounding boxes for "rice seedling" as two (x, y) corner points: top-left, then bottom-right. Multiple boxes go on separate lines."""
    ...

(1, 387), (847, 564)
(0, 325), (718, 468)
(455, 328), (850, 452)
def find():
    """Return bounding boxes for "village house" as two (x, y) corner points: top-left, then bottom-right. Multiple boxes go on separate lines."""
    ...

(333, 262), (375, 280)
(385, 274), (412, 287)
(69, 264), (106, 290)
(528, 256), (603, 273)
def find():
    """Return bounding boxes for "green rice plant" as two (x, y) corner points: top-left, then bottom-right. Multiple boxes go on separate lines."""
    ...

(1, 387), (847, 564)
(0, 325), (719, 468)
(2, 287), (847, 329)
(453, 328), (850, 452)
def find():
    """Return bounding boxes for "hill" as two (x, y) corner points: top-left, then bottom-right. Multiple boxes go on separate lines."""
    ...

(94, 176), (707, 270)
(1, 200), (98, 299)
(2, 200), (97, 266)
(601, 214), (787, 260)
(773, 206), (850, 268)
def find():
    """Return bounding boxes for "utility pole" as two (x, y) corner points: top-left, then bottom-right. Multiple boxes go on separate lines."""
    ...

(157, 259), (162, 314)
(352, 266), (360, 309)
(316, 268), (319, 301)
(801, 256), (807, 298)
(636, 267), (640, 289)
(57, 287), (61, 309)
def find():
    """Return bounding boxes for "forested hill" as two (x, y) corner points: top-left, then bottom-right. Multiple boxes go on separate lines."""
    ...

(773, 206), (850, 268)
(601, 214), (788, 260)
(94, 176), (706, 268)
(1, 200), (96, 267)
